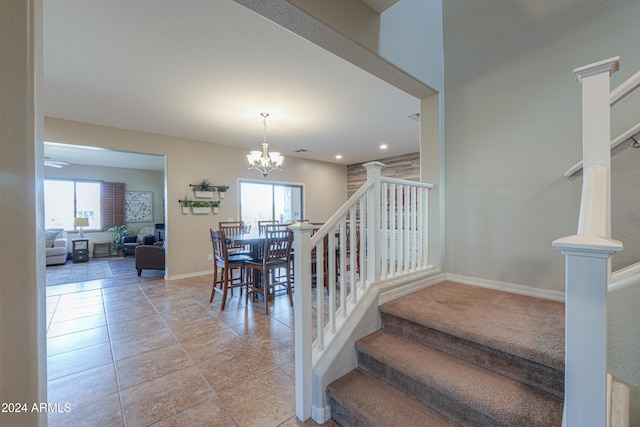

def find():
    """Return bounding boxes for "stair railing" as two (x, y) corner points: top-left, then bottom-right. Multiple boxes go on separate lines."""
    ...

(553, 57), (629, 426)
(564, 121), (640, 178)
(291, 161), (433, 421)
(564, 64), (640, 178)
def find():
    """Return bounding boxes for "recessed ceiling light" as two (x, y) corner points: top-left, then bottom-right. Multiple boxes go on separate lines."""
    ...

(335, 154), (343, 160)
(380, 144), (388, 150)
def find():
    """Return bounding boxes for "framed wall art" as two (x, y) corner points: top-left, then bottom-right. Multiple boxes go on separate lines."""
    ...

(125, 191), (153, 222)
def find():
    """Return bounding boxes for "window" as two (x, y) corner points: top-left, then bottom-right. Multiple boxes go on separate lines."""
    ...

(239, 181), (303, 229)
(45, 179), (125, 231)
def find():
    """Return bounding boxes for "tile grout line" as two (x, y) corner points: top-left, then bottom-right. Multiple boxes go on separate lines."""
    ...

(46, 273), (308, 426)
(132, 281), (240, 427)
(101, 286), (128, 427)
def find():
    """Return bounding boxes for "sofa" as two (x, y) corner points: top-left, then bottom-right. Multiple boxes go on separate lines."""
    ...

(45, 228), (68, 266)
(122, 226), (156, 257)
(135, 242), (165, 276)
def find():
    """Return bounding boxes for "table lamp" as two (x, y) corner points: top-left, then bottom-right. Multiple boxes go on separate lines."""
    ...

(74, 217), (89, 238)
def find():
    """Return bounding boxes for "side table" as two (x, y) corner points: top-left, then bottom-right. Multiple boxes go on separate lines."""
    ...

(92, 242), (111, 258)
(72, 238), (89, 263)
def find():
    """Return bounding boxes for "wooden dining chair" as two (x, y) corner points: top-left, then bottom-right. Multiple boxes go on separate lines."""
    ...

(210, 229), (250, 310)
(245, 229), (293, 314)
(264, 223), (293, 281)
(309, 224), (324, 286)
(265, 223), (290, 232)
(257, 220), (278, 233)
(219, 221), (250, 256)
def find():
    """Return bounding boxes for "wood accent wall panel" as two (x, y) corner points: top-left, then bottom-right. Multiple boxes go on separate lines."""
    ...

(347, 152), (420, 197)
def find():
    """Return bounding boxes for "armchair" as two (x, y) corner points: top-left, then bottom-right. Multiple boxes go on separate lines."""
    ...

(122, 234), (155, 257)
(135, 242), (165, 276)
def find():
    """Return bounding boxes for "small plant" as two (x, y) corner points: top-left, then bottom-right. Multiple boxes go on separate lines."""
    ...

(217, 184), (229, 199)
(181, 195), (192, 207)
(193, 179), (213, 192)
(192, 201), (212, 208)
(212, 200), (220, 207)
(108, 224), (129, 252)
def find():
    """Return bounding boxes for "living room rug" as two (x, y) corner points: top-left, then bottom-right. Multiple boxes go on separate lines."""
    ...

(45, 257), (135, 286)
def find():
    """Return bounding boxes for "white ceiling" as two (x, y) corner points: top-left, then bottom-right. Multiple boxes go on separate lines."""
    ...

(44, 1), (628, 171)
(43, 0), (421, 170)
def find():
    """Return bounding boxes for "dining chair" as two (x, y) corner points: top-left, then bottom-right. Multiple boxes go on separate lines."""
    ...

(219, 221), (251, 256)
(245, 229), (294, 314)
(257, 220), (278, 233)
(264, 223), (292, 281)
(265, 223), (290, 232)
(308, 224), (323, 286)
(210, 229), (250, 310)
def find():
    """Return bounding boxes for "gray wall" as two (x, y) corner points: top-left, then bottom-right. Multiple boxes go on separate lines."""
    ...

(443, 1), (640, 292)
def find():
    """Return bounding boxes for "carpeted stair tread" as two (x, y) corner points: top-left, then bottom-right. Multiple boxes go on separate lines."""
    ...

(356, 330), (563, 426)
(380, 281), (564, 371)
(327, 368), (461, 427)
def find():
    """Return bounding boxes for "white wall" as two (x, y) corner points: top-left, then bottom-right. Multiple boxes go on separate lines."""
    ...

(444, 2), (640, 292)
(45, 117), (347, 278)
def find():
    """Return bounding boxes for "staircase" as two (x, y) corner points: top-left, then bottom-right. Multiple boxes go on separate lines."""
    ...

(326, 281), (565, 426)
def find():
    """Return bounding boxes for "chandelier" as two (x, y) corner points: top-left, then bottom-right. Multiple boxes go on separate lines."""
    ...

(247, 112), (284, 177)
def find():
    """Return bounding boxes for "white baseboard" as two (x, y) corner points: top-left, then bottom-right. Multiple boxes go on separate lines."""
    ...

(311, 404), (331, 424)
(166, 270), (211, 281)
(445, 273), (565, 302)
(379, 268), (445, 304)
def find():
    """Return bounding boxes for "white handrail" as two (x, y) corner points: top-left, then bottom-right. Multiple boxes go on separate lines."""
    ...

(564, 121), (640, 178)
(610, 261), (640, 283)
(381, 176), (434, 188)
(310, 179), (373, 248)
(610, 68), (640, 106)
(293, 161), (433, 422)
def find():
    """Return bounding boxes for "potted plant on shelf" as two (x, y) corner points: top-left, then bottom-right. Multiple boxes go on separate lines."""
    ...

(193, 179), (214, 198)
(108, 224), (129, 256)
(191, 201), (211, 214)
(180, 195), (192, 214)
(216, 184), (229, 199)
(212, 200), (220, 214)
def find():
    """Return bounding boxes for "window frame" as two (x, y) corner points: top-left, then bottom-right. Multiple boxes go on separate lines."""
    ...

(44, 178), (126, 232)
(238, 180), (304, 227)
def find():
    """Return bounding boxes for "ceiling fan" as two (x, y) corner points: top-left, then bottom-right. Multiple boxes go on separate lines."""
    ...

(44, 157), (70, 168)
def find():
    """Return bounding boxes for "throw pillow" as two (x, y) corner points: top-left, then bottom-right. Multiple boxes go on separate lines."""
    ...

(45, 230), (59, 248)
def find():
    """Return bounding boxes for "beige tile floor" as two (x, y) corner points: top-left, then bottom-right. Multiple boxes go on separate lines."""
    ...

(46, 273), (338, 427)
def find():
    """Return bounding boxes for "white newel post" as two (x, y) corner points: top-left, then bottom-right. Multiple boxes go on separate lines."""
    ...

(364, 162), (383, 281)
(291, 222), (314, 421)
(553, 237), (621, 426)
(553, 57), (623, 427)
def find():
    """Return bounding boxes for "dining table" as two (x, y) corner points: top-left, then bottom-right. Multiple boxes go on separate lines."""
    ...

(226, 232), (268, 259)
